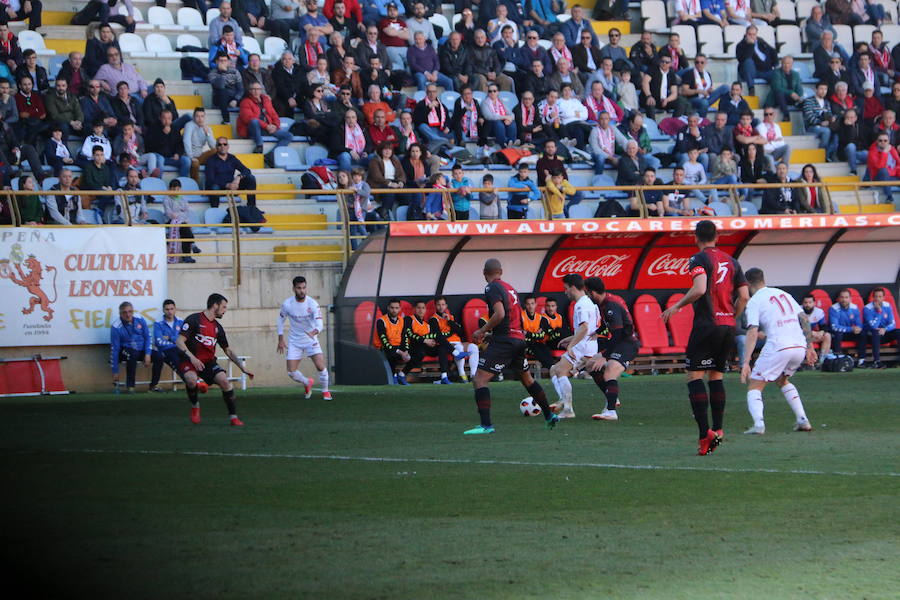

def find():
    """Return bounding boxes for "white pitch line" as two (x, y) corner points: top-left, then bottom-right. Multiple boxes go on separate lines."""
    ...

(56, 448), (900, 478)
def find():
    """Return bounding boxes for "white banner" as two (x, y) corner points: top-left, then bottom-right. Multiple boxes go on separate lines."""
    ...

(0, 228), (168, 346)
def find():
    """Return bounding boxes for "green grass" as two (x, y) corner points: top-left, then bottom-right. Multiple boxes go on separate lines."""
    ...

(2, 371), (899, 599)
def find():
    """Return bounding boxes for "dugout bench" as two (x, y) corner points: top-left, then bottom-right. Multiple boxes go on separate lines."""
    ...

(113, 355), (252, 392)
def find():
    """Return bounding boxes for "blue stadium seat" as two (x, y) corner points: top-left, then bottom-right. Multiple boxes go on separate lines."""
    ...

(146, 208), (167, 224)
(440, 90), (460, 111)
(395, 205), (408, 221)
(708, 201), (733, 216)
(204, 207), (230, 233)
(273, 147), (304, 170)
(175, 176), (204, 203)
(302, 145), (329, 168)
(643, 118), (671, 141)
(739, 201), (759, 215)
(568, 203), (595, 219)
(140, 177), (168, 203)
(189, 210), (210, 234)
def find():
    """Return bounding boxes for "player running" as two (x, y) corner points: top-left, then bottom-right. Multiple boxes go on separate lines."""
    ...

(277, 276), (331, 400)
(466, 258), (559, 435)
(740, 268), (815, 434)
(549, 274), (600, 419)
(176, 293), (255, 426)
(583, 276), (641, 422)
(661, 221), (749, 455)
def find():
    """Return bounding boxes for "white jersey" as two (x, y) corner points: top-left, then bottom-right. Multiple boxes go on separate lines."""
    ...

(804, 306), (826, 329)
(745, 287), (806, 350)
(278, 295), (324, 345)
(572, 294), (601, 338)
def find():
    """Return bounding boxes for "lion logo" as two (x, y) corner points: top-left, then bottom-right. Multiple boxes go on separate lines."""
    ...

(2, 252), (58, 322)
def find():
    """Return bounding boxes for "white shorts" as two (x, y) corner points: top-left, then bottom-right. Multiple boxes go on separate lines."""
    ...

(287, 338), (323, 361)
(751, 344), (806, 382)
(561, 339), (599, 367)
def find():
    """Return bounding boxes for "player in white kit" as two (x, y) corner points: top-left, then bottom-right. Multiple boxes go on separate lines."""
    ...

(277, 276), (331, 400)
(549, 274), (600, 419)
(739, 268), (815, 434)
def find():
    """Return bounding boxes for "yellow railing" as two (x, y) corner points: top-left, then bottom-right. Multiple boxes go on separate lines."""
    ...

(3, 179), (895, 280)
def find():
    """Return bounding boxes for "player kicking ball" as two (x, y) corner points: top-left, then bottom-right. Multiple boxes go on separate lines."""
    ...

(549, 274), (600, 419)
(740, 268), (815, 434)
(465, 258), (559, 435)
(277, 276), (332, 400)
(176, 293), (255, 426)
(582, 276), (641, 421)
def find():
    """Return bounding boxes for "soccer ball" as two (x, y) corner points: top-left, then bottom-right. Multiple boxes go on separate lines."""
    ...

(519, 397), (542, 416)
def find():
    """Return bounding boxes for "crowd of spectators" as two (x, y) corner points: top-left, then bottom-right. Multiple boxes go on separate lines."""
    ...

(4, 0), (900, 235)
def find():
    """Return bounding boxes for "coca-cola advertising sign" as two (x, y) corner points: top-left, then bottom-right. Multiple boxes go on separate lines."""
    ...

(635, 246), (737, 288)
(540, 248), (640, 291)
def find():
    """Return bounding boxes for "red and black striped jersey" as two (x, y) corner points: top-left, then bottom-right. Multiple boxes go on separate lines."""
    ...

(180, 312), (229, 363)
(688, 247), (748, 327)
(485, 279), (525, 340)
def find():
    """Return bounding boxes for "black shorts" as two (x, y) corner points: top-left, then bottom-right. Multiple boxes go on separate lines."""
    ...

(478, 336), (528, 375)
(685, 324), (735, 372)
(604, 340), (639, 368)
(179, 360), (226, 385)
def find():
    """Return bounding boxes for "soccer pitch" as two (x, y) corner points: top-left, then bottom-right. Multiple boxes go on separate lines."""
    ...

(2, 371), (898, 599)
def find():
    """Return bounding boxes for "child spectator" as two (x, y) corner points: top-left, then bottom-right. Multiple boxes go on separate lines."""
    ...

(449, 165), (473, 220)
(162, 179), (197, 264)
(424, 173), (448, 220)
(478, 174), (499, 220)
(682, 147), (715, 205)
(79, 119), (111, 166)
(615, 70), (638, 113)
(709, 147), (741, 204)
(545, 169), (575, 219)
(507, 162), (540, 220)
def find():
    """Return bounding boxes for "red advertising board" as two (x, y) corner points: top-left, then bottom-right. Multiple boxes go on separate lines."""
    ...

(539, 247), (642, 291)
(558, 232), (655, 248)
(634, 246), (738, 289)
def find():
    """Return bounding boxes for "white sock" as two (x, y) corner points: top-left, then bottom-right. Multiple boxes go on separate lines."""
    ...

(780, 383), (806, 422)
(441, 371), (448, 379)
(455, 356), (467, 375)
(747, 389), (764, 427)
(467, 344), (479, 377)
(289, 370), (306, 384)
(319, 369), (329, 392)
(557, 376), (572, 408)
(551, 375), (561, 399)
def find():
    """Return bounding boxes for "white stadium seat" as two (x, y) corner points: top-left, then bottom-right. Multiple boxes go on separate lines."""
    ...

(17, 30), (54, 57)
(428, 14), (451, 38)
(876, 0), (898, 22)
(177, 7), (206, 31)
(176, 33), (203, 49)
(757, 24), (776, 49)
(498, 91), (518, 111)
(642, 0), (668, 32)
(118, 33), (154, 58)
(264, 37), (288, 59)
(698, 24), (724, 55)
(724, 24), (746, 54)
(881, 24), (900, 44)
(120, 4), (150, 30)
(853, 24), (875, 45)
(671, 25), (697, 57)
(145, 33), (181, 57)
(206, 8), (221, 24)
(796, 0), (818, 27)
(775, 0), (796, 22)
(537, 39), (552, 50)
(556, 13), (571, 22)
(148, 6), (182, 29)
(777, 25), (807, 58)
(451, 14), (461, 28)
(243, 36), (263, 57)
(833, 24), (853, 47)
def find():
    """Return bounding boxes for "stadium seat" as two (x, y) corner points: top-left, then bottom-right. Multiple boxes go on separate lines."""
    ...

(395, 205), (408, 221)
(17, 30), (54, 57)
(428, 13), (451, 38)
(498, 91), (518, 112)
(537, 39), (552, 50)
(881, 24), (900, 45)
(243, 37), (264, 58)
(146, 208), (167, 224)
(399, 300), (413, 317)
(175, 176), (204, 203)
(206, 8), (220, 23)
(534, 296), (547, 313)
(832, 24), (852, 48)
(757, 25), (776, 49)
(140, 177), (168, 202)
(148, 5), (181, 29)
(776, 25), (807, 58)
(279, 117), (294, 130)
(302, 145), (329, 167)
(177, 7), (205, 31)
(665, 293), (694, 350)
(424, 299), (436, 319)
(775, 0), (797, 22)
(739, 201), (759, 215)
(48, 55), (66, 79)
(82, 209), (102, 225)
(641, 0), (668, 32)
(671, 25), (697, 57)
(119, 33), (152, 57)
(440, 90), (460, 111)
(643, 118), (670, 142)
(413, 90), (426, 102)
(119, 4), (147, 28)
(461, 298), (488, 341)
(633, 294), (682, 353)
(698, 24), (725, 56)
(273, 147), (304, 170)
(204, 207), (230, 233)
(41, 177), (59, 191)
(264, 37), (288, 59)
(796, 0), (818, 27)
(472, 90), (486, 103)
(354, 301), (382, 345)
(724, 25), (746, 54)
(708, 201), (733, 216)
(853, 24), (876, 47)
(145, 33), (181, 57)
(809, 289), (832, 324)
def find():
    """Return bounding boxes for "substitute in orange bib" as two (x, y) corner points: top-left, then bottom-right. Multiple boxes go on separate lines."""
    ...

(431, 296), (479, 383)
(522, 296), (554, 370)
(404, 300), (453, 385)
(375, 298), (412, 385)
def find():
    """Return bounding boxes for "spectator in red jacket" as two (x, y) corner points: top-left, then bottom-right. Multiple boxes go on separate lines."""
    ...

(867, 132), (900, 206)
(237, 82), (292, 153)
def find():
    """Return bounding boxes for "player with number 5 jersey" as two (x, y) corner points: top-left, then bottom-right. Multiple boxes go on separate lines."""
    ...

(662, 221), (749, 455)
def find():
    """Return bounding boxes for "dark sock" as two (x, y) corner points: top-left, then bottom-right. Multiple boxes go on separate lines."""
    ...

(187, 386), (199, 407)
(687, 379), (709, 438)
(474, 386), (491, 427)
(222, 389), (237, 416)
(526, 381), (552, 420)
(604, 379), (619, 411)
(708, 379), (726, 431)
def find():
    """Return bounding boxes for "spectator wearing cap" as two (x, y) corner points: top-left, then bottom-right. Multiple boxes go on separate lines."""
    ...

(378, 2), (410, 71)
(209, 52), (244, 125)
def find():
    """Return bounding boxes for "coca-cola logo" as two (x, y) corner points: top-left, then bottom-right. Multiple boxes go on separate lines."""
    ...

(551, 254), (630, 279)
(646, 253), (692, 277)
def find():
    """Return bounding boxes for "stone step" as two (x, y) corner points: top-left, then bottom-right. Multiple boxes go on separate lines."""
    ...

(273, 244), (344, 262)
(789, 148), (826, 164)
(264, 214), (329, 231)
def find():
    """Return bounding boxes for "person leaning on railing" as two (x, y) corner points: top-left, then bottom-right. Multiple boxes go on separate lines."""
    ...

(14, 175), (42, 225)
(45, 169), (86, 225)
(795, 164), (832, 214)
(367, 141), (405, 218)
(507, 162), (541, 220)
